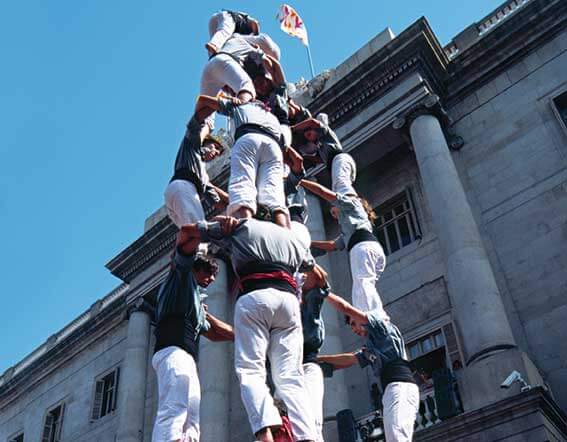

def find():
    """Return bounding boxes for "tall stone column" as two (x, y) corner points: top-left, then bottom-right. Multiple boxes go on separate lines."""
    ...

(306, 193), (350, 419)
(394, 94), (542, 410)
(198, 258), (231, 442)
(116, 299), (152, 442)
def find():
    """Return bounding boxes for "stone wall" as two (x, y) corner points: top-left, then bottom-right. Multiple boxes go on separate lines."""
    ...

(0, 322), (127, 441)
(449, 29), (567, 409)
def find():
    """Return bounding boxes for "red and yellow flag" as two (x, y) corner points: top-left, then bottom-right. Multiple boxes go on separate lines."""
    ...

(277, 4), (309, 46)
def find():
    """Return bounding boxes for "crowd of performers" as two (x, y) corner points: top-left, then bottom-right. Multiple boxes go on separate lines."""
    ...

(152, 10), (419, 442)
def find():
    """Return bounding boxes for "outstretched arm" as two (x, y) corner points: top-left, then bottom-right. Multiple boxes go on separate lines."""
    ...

(311, 240), (338, 252)
(208, 183), (229, 207)
(291, 117), (322, 133)
(194, 95), (220, 123)
(203, 313), (234, 342)
(300, 179), (337, 203)
(317, 353), (358, 370)
(326, 292), (368, 325)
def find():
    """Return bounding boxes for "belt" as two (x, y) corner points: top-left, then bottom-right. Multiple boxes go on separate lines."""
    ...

(235, 123), (283, 147)
(239, 271), (297, 296)
(347, 228), (378, 252)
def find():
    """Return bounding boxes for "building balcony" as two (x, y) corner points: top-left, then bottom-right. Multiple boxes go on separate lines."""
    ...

(350, 386), (567, 441)
(354, 386), (454, 441)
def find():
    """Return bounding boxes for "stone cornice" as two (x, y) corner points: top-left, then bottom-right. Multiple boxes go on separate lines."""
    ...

(306, 18), (449, 129)
(106, 215), (177, 283)
(416, 387), (567, 441)
(0, 291), (128, 408)
(446, 0), (567, 104)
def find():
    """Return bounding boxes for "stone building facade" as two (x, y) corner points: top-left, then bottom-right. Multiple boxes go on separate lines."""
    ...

(2, 0), (567, 440)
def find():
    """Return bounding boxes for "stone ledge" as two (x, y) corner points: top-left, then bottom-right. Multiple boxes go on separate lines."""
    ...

(416, 386), (567, 441)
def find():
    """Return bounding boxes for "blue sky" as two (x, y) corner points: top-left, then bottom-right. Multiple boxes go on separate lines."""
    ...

(0, 0), (502, 373)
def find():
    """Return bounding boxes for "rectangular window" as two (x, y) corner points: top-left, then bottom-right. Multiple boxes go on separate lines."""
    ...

(9, 433), (24, 442)
(374, 189), (421, 255)
(41, 403), (65, 442)
(91, 367), (120, 421)
(553, 90), (567, 130)
(406, 325), (463, 388)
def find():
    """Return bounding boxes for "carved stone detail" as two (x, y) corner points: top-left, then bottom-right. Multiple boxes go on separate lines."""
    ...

(392, 94), (465, 151)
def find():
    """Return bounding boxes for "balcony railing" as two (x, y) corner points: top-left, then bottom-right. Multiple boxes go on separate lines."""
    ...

(415, 388), (443, 431)
(354, 386), (458, 440)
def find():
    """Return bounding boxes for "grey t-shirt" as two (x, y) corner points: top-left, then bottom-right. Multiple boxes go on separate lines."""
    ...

(332, 193), (374, 245)
(198, 218), (310, 274)
(218, 34), (264, 65)
(217, 99), (282, 141)
(356, 309), (408, 377)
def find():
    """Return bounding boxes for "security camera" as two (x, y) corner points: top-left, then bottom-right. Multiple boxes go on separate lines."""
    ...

(500, 370), (522, 388)
(500, 370), (531, 391)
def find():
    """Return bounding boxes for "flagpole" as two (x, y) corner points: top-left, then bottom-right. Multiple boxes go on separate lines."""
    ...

(306, 44), (315, 79)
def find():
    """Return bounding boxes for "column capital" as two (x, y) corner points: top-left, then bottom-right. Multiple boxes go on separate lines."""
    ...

(125, 297), (154, 320)
(393, 94), (464, 151)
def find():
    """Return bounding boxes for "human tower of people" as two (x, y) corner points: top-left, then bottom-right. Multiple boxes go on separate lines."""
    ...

(152, 9), (420, 442)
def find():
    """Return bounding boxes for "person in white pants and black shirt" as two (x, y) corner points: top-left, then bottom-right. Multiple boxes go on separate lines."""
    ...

(315, 292), (419, 442)
(151, 229), (234, 442)
(164, 115), (227, 227)
(179, 216), (317, 442)
(299, 179), (386, 313)
(195, 95), (292, 228)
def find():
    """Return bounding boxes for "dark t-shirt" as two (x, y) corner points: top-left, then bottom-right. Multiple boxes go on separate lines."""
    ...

(154, 248), (210, 360)
(171, 117), (219, 208)
(301, 287), (328, 363)
(355, 310), (416, 389)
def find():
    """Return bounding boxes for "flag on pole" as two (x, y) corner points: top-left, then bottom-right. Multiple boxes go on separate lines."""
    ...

(277, 4), (309, 46)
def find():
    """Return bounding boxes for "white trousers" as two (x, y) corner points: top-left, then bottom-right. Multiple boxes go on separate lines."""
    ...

(349, 241), (387, 314)
(164, 180), (205, 228)
(228, 133), (286, 215)
(331, 153), (357, 196)
(234, 288), (316, 440)
(303, 362), (325, 442)
(207, 11), (236, 50)
(200, 54), (255, 129)
(382, 382), (420, 442)
(152, 346), (201, 442)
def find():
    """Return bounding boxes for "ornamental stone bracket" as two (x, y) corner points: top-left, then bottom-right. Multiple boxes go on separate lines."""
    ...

(124, 297), (155, 322)
(393, 94), (464, 151)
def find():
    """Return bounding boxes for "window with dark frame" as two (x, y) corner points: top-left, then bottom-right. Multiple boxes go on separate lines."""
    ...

(91, 367), (120, 421)
(553, 90), (567, 128)
(406, 324), (463, 389)
(374, 189), (421, 255)
(9, 433), (24, 442)
(41, 403), (64, 442)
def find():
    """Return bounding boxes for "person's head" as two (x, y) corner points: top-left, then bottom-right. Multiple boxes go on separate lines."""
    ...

(252, 74), (273, 98)
(201, 136), (225, 162)
(304, 128), (319, 143)
(192, 256), (219, 288)
(345, 315), (368, 337)
(297, 142), (322, 168)
(360, 198), (378, 224)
